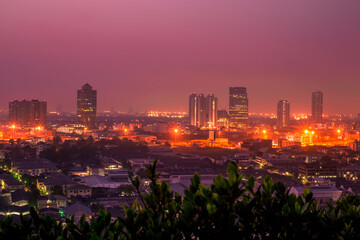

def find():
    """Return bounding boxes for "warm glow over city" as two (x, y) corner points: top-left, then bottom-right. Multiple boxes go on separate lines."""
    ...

(1, 0), (360, 238)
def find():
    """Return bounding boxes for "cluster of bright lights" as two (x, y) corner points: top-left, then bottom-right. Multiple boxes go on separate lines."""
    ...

(147, 111), (187, 118)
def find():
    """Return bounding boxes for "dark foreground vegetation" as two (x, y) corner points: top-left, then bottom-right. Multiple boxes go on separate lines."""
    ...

(1, 160), (360, 239)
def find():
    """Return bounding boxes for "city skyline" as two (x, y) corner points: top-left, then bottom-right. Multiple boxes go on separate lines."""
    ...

(1, 0), (360, 114)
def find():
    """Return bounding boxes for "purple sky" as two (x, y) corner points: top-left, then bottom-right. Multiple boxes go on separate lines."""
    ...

(1, 0), (360, 114)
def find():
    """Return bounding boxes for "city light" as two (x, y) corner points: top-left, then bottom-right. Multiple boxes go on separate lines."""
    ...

(262, 130), (267, 134)
(304, 130), (308, 134)
(174, 129), (178, 133)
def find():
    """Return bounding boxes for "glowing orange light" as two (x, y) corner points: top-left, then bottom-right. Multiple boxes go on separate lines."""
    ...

(311, 131), (315, 135)
(11, 125), (16, 129)
(174, 129), (178, 133)
(84, 127), (87, 131)
(262, 130), (267, 134)
(337, 129), (341, 133)
(36, 126), (42, 130)
(304, 130), (308, 134)
(124, 128), (128, 132)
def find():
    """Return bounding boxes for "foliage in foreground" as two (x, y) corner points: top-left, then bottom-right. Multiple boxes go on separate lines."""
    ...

(2, 160), (360, 239)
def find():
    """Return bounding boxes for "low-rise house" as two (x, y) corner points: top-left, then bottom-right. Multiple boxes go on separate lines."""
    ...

(38, 194), (67, 210)
(338, 165), (360, 181)
(79, 175), (127, 188)
(11, 158), (57, 177)
(11, 190), (31, 207)
(66, 184), (92, 198)
(37, 172), (77, 195)
(64, 202), (93, 222)
(0, 173), (24, 191)
(289, 185), (342, 205)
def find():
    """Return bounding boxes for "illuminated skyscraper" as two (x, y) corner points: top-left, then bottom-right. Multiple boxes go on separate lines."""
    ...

(188, 93), (218, 128)
(189, 93), (197, 126)
(9, 99), (47, 127)
(207, 94), (218, 129)
(229, 87), (248, 128)
(277, 100), (290, 128)
(77, 83), (97, 129)
(312, 91), (323, 123)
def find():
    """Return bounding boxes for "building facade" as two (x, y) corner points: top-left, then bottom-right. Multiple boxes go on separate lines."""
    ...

(277, 100), (290, 129)
(77, 83), (97, 129)
(9, 99), (47, 127)
(312, 91), (323, 123)
(188, 93), (218, 128)
(217, 110), (229, 128)
(229, 87), (248, 128)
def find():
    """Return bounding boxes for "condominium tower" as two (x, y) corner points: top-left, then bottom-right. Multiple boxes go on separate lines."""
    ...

(9, 99), (47, 127)
(77, 83), (97, 129)
(229, 87), (248, 128)
(189, 93), (218, 128)
(277, 100), (290, 128)
(312, 91), (323, 123)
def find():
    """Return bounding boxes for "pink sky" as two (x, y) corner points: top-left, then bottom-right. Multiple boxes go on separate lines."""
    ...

(1, 0), (360, 114)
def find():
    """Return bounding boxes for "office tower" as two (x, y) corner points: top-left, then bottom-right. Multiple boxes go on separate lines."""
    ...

(217, 110), (229, 127)
(277, 100), (290, 128)
(312, 91), (323, 123)
(77, 83), (97, 129)
(9, 99), (47, 127)
(207, 94), (218, 129)
(229, 87), (248, 128)
(188, 93), (218, 128)
(189, 93), (198, 126)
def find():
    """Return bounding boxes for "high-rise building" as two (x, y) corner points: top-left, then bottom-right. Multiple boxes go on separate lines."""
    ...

(229, 87), (248, 128)
(9, 99), (47, 127)
(77, 83), (97, 129)
(196, 94), (207, 127)
(207, 94), (218, 129)
(189, 93), (197, 126)
(277, 100), (290, 128)
(188, 93), (218, 128)
(312, 91), (323, 123)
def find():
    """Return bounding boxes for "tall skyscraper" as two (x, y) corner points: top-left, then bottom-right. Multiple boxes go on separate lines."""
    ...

(196, 94), (207, 127)
(312, 91), (323, 123)
(277, 100), (290, 128)
(189, 93), (197, 126)
(188, 93), (218, 128)
(9, 99), (47, 127)
(229, 87), (248, 128)
(77, 83), (97, 129)
(207, 94), (218, 129)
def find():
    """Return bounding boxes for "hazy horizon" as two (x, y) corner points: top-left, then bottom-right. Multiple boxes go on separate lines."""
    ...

(1, 0), (360, 114)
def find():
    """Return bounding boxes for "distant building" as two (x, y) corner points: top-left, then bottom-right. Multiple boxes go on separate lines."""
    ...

(338, 165), (360, 181)
(349, 141), (360, 152)
(277, 100), (290, 128)
(229, 87), (248, 128)
(188, 93), (218, 128)
(289, 186), (342, 206)
(298, 161), (339, 180)
(9, 99), (47, 127)
(311, 91), (323, 123)
(11, 158), (56, 177)
(189, 93), (197, 126)
(217, 110), (229, 127)
(77, 83), (97, 129)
